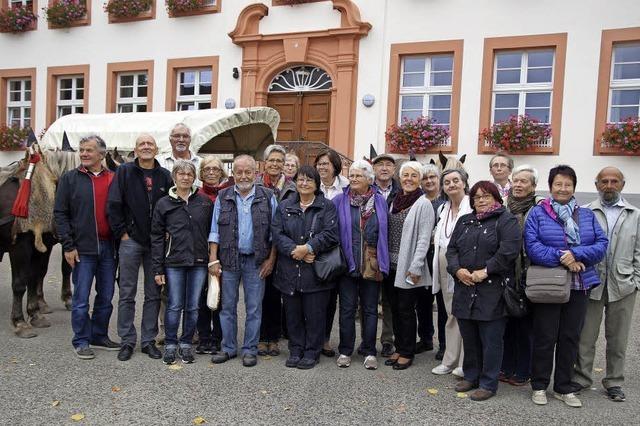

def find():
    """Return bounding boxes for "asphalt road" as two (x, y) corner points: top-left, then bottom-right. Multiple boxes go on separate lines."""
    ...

(1, 245), (639, 425)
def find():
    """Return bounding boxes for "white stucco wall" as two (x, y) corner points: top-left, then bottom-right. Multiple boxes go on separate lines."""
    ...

(0, 0), (638, 193)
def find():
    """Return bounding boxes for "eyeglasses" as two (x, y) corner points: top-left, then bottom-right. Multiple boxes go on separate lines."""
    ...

(316, 161), (331, 167)
(491, 162), (510, 169)
(170, 133), (190, 140)
(176, 172), (195, 178)
(266, 158), (284, 164)
(296, 178), (314, 184)
(203, 167), (222, 173)
(473, 194), (494, 202)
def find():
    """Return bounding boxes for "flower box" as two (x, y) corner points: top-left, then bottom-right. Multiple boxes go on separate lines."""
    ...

(0, 126), (29, 151)
(480, 114), (551, 153)
(385, 116), (450, 155)
(166, 0), (218, 17)
(43, 0), (87, 29)
(0, 5), (37, 33)
(601, 116), (640, 155)
(104, 0), (154, 23)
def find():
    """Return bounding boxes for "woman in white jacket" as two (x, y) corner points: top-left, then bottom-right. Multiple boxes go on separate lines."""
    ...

(431, 168), (472, 376)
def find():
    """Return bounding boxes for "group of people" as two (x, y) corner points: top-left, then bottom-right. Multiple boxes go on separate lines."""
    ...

(53, 130), (638, 406)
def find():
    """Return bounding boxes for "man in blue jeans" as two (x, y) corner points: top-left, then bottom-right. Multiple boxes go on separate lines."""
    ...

(107, 134), (172, 361)
(54, 135), (118, 360)
(208, 155), (277, 367)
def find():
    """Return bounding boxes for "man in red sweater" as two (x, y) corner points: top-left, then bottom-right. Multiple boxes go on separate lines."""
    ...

(54, 135), (118, 360)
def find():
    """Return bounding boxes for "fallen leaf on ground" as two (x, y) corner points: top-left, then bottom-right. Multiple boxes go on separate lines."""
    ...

(427, 388), (438, 395)
(168, 364), (183, 371)
(594, 368), (603, 373)
(395, 403), (407, 413)
(260, 390), (268, 395)
(283, 407), (291, 411)
(70, 413), (85, 421)
(51, 400), (60, 407)
(10, 358), (18, 364)
(111, 386), (121, 392)
(456, 392), (468, 398)
(262, 355), (272, 360)
(193, 416), (206, 424)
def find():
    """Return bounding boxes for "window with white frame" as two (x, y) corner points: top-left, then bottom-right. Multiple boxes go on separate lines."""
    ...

(57, 75), (84, 118)
(399, 54), (453, 132)
(6, 78), (31, 127)
(202, 0), (216, 5)
(176, 69), (212, 111)
(491, 49), (554, 130)
(10, 0), (33, 9)
(608, 42), (640, 123)
(116, 72), (148, 113)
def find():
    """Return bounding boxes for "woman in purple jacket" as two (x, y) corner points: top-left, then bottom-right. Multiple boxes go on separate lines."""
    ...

(524, 165), (607, 408)
(333, 160), (389, 371)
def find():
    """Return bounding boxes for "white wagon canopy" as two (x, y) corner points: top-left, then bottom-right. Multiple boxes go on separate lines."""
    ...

(40, 107), (280, 157)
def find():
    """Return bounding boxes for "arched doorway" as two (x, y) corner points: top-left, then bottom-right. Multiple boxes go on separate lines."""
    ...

(267, 65), (332, 144)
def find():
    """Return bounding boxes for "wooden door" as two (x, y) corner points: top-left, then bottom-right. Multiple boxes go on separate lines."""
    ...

(301, 92), (331, 144)
(267, 93), (301, 141)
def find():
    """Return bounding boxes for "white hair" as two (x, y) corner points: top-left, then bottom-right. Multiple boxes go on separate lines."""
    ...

(263, 144), (286, 161)
(349, 159), (374, 183)
(512, 164), (538, 186)
(399, 161), (424, 179)
(422, 163), (440, 179)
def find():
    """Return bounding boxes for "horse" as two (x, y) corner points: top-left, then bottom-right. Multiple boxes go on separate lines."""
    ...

(0, 145), (78, 338)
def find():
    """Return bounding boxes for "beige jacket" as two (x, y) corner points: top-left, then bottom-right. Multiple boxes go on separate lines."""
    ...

(588, 198), (640, 302)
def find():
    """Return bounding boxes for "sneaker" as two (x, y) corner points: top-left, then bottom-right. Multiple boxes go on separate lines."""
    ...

(163, 348), (177, 365)
(90, 338), (120, 351)
(363, 355), (378, 370)
(532, 390), (548, 405)
(285, 355), (301, 368)
(452, 367), (464, 378)
(180, 347), (195, 364)
(336, 354), (351, 368)
(553, 392), (582, 408)
(267, 341), (280, 356)
(431, 364), (453, 375)
(297, 358), (318, 370)
(257, 342), (269, 356)
(607, 386), (626, 402)
(195, 341), (214, 355)
(75, 346), (95, 360)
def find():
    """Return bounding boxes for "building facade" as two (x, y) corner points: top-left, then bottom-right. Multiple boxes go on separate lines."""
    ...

(0, 0), (638, 193)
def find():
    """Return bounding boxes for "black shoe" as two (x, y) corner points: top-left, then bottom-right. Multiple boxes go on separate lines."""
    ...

(384, 356), (399, 366)
(285, 355), (301, 368)
(297, 358), (317, 370)
(321, 347), (336, 358)
(211, 351), (235, 364)
(195, 341), (214, 355)
(90, 338), (120, 351)
(381, 343), (394, 358)
(392, 358), (413, 370)
(163, 348), (177, 365)
(142, 343), (162, 359)
(180, 347), (195, 364)
(435, 347), (445, 361)
(117, 345), (134, 361)
(607, 386), (626, 402)
(212, 341), (221, 353)
(242, 354), (258, 367)
(415, 340), (434, 354)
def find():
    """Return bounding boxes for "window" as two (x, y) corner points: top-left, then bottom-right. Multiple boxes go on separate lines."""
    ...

(56, 75), (84, 117)
(593, 28), (640, 155)
(386, 40), (463, 153)
(106, 61), (154, 113)
(492, 50), (554, 125)
(2, 0), (37, 31)
(6, 78), (31, 127)
(116, 72), (148, 113)
(478, 33), (567, 154)
(165, 56), (218, 111)
(176, 69), (212, 110)
(608, 43), (640, 123)
(10, 0), (32, 7)
(399, 54), (453, 126)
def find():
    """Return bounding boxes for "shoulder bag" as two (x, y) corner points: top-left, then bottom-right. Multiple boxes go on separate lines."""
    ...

(525, 265), (571, 304)
(310, 206), (347, 283)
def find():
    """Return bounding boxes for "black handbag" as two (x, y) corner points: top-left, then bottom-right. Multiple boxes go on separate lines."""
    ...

(310, 209), (347, 283)
(502, 277), (529, 318)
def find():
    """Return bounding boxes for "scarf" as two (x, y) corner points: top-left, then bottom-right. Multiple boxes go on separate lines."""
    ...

(262, 173), (285, 191)
(476, 202), (502, 220)
(551, 197), (580, 245)
(507, 190), (537, 227)
(391, 188), (423, 214)
(349, 186), (376, 227)
(201, 177), (234, 202)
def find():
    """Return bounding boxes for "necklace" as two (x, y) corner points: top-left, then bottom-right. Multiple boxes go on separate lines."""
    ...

(300, 197), (315, 208)
(444, 206), (457, 238)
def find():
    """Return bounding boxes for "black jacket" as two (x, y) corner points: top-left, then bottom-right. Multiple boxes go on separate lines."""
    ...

(107, 159), (172, 247)
(151, 190), (213, 275)
(446, 207), (521, 321)
(54, 167), (114, 255)
(271, 193), (339, 295)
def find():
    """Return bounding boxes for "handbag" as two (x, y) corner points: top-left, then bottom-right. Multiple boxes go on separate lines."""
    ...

(525, 265), (572, 304)
(310, 208), (347, 283)
(362, 244), (383, 282)
(206, 273), (221, 310)
(502, 277), (529, 317)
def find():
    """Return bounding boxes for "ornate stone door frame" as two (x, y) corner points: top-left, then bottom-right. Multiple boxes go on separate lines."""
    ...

(229, 0), (371, 158)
